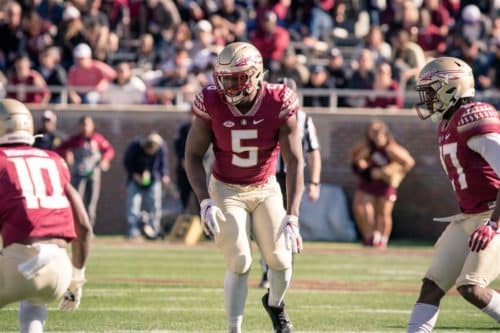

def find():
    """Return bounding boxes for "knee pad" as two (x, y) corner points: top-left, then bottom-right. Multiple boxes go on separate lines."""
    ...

(265, 252), (291, 271)
(229, 254), (252, 274)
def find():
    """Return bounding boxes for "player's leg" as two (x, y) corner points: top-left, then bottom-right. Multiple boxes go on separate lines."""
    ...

(86, 169), (101, 227)
(19, 301), (46, 333)
(407, 221), (470, 333)
(352, 190), (376, 245)
(125, 181), (143, 238)
(456, 213), (500, 321)
(253, 179), (293, 331)
(373, 196), (395, 248)
(209, 178), (252, 333)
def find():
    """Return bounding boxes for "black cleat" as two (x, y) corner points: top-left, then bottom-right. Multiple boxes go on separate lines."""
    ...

(261, 293), (293, 333)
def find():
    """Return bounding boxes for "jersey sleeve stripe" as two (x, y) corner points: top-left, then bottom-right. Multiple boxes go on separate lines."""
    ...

(457, 117), (500, 134)
(279, 88), (300, 119)
(192, 92), (211, 120)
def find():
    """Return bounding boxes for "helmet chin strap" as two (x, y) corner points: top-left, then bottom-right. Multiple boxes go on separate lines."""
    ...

(430, 112), (443, 122)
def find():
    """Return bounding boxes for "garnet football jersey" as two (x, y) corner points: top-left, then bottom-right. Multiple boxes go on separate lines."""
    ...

(0, 146), (76, 247)
(438, 102), (500, 213)
(193, 82), (299, 185)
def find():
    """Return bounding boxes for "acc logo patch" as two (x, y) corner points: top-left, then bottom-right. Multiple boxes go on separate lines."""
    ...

(223, 121), (235, 128)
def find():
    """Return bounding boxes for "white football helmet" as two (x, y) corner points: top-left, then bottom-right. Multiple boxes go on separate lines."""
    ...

(214, 42), (264, 105)
(0, 99), (35, 145)
(415, 57), (475, 122)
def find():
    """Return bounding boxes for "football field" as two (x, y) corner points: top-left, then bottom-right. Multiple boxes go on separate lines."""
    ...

(1, 238), (499, 332)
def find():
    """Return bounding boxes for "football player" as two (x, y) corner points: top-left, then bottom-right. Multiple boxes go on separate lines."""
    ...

(407, 57), (500, 332)
(0, 99), (92, 333)
(185, 42), (304, 333)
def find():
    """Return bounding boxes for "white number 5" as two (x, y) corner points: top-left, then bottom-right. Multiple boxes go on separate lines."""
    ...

(231, 130), (258, 167)
(9, 157), (70, 209)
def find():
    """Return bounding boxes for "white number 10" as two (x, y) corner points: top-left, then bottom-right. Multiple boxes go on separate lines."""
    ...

(9, 157), (70, 209)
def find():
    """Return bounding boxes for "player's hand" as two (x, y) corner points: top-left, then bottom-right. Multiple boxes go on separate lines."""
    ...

(282, 215), (303, 254)
(59, 267), (86, 311)
(200, 199), (226, 238)
(469, 220), (500, 252)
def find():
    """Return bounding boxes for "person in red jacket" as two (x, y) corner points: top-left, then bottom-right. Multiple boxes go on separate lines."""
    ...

(250, 10), (289, 69)
(0, 99), (92, 333)
(57, 116), (115, 227)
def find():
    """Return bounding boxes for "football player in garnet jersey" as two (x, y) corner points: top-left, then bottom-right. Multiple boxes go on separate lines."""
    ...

(407, 57), (500, 332)
(185, 42), (304, 333)
(0, 99), (92, 333)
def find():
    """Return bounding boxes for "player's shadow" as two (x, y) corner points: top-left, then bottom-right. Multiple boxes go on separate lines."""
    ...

(387, 324), (497, 331)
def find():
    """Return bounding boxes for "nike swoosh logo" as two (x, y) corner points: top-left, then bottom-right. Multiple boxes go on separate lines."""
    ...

(253, 119), (264, 125)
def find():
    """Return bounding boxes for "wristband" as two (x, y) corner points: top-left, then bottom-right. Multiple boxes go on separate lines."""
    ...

(73, 266), (85, 280)
(310, 182), (320, 186)
(487, 220), (499, 230)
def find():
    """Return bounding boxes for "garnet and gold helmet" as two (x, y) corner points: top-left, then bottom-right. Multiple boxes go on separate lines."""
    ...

(214, 42), (264, 105)
(0, 99), (34, 145)
(415, 57), (475, 121)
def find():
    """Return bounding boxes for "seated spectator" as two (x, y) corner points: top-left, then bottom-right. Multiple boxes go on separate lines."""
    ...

(55, 5), (87, 69)
(346, 49), (375, 108)
(138, 0), (180, 40)
(459, 39), (492, 91)
(134, 33), (160, 81)
(307, 0), (334, 43)
(190, 20), (216, 74)
(366, 63), (403, 109)
(37, 0), (65, 26)
(209, 0), (247, 42)
(158, 46), (192, 88)
(351, 26), (392, 68)
(101, 61), (147, 105)
(33, 109), (66, 150)
(7, 54), (49, 104)
(22, 10), (54, 63)
(326, 47), (350, 107)
(303, 65), (333, 108)
(389, 27), (426, 90)
(457, 4), (490, 50)
(37, 46), (67, 103)
(67, 43), (116, 104)
(250, 10), (289, 69)
(0, 2), (24, 70)
(423, 0), (451, 36)
(83, 18), (110, 63)
(417, 8), (447, 57)
(158, 22), (193, 66)
(270, 47), (309, 87)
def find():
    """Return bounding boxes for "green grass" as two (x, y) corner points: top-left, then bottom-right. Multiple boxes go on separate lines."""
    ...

(1, 238), (499, 332)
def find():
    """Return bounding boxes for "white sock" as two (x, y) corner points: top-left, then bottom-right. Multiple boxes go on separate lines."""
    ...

(224, 270), (248, 333)
(373, 231), (382, 245)
(268, 267), (292, 307)
(482, 290), (500, 322)
(19, 301), (46, 333)
(407, 303), (439, 333)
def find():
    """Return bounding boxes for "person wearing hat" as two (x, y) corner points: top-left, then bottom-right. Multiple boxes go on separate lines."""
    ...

(303, 64), (333, 107)
(67, 43), (116, 104)
(123, 131), (171, 240)
(33, 110), (67, 150)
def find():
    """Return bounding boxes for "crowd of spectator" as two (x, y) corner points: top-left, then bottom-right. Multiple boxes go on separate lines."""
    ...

(0, 0), (498, 109)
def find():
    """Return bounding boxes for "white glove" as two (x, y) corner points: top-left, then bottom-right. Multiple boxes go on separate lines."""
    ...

(200, 198), (226, 238)
(59, 267), (86, 311)
(281, 215), (303, 254)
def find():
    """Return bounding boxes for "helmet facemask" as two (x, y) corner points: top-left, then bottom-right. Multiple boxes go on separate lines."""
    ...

(215, 68), (257, 105)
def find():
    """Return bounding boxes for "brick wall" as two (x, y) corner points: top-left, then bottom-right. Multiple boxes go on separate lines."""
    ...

(31, 106), (456, 240)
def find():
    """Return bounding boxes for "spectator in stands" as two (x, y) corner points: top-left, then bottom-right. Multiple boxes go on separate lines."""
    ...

(158, 46), (192, 88)
(351, 25), (392, 68)
(123, 131), (170, 239)
(134, 33), (160, 81)
(138, 0), (180, 41)
(251, 10), (289, 69)
(67, 43), (116, 104)
(254, 0), (290, 25)
(366, 62), (403, 109)
(190, 20), (216, 74)
(84, 0), (110, 30)
(57, 115), (115, 227)
(82, 17), (110, 63)
(56, 5), (87, 69)
(346, 48), (375, 108)
(33, 109), (66, 150)
(326, 47), (350, 107)
(271, 47), (309, 87)
(158, 22), (193, 66)
(37, 46), (67, 103)
(7, 54), (50, 104)
(350, 120), (414, 249)
(101, 61), (147, 104)
(459, 39), (492, 91)
(0, 1), (24, 70)
(400, 0), (419, 39)
(22, 10), (54, 63)
(303, 65), (333, 108)
(36, 0), (65, 26)
(307, 0), (334, 43)
(389, 27), (426, 90)
(417, 8), (447, 58)
(209, 0), (247, 42)
(457, 4), (490, 50)
(423, 0), (451, 36)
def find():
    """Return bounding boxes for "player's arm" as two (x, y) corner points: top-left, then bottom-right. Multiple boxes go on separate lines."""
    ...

(467, 133), (500, 223)
(65, 182), (92, 269)
(279, 115), (304, 216)
(185, 116), (213, 202)
(387, 144), (415, 173)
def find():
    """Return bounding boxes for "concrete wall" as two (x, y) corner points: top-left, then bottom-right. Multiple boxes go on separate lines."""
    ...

(30, 106), (455, 240)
